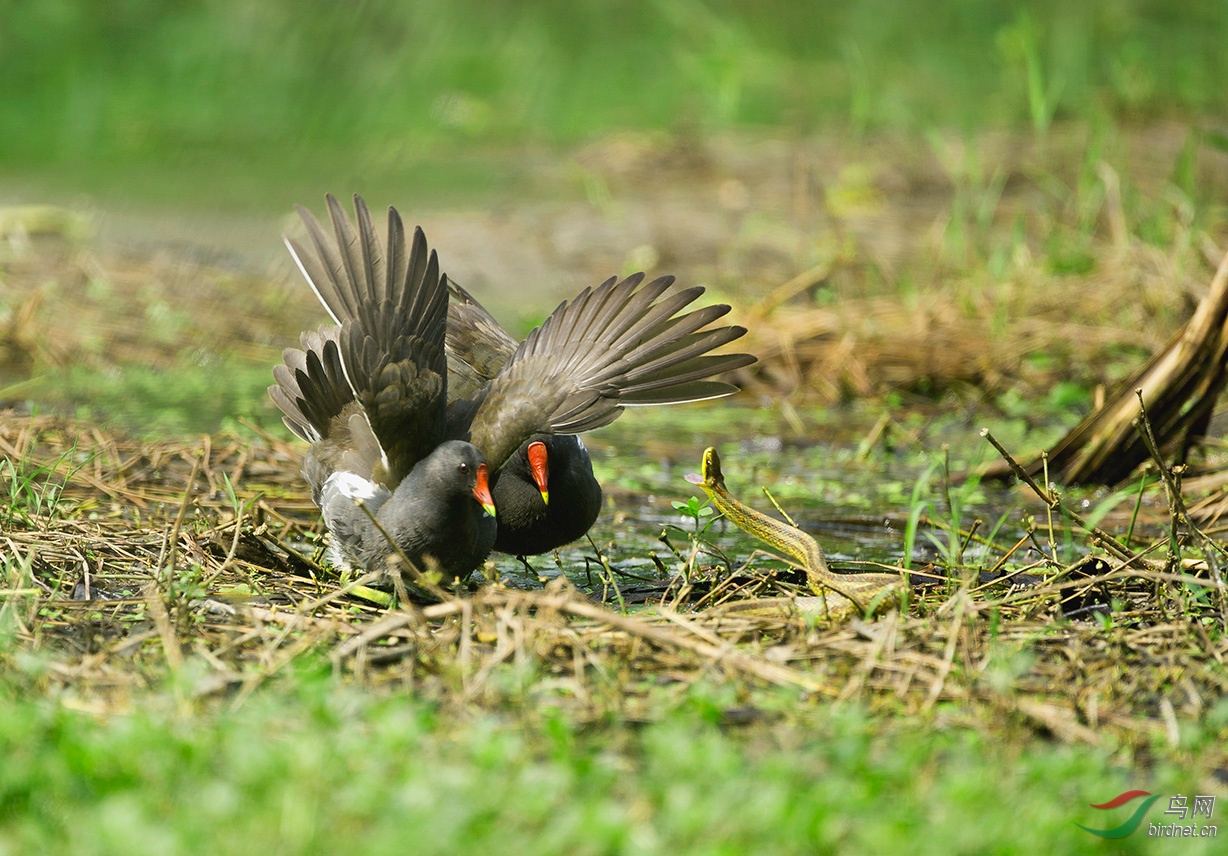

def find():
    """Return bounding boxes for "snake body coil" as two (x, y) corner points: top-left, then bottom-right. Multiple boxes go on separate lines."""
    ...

(688, 446), (902, 615)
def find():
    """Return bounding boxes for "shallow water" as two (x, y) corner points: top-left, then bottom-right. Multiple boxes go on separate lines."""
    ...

(487, 402), (1093, 590)
(263, 399), (1162, 596)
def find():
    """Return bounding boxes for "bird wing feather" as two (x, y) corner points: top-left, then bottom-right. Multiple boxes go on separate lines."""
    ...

(459, 274), (755, 469)
(286, 195), (450, 485)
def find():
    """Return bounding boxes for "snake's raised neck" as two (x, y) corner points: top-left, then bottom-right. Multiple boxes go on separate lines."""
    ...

(688, 446), (903, 615)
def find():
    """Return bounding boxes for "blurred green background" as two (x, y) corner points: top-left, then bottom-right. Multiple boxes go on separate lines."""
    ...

(4, 0), (1227, 205)
(3, 0), (1228, 433)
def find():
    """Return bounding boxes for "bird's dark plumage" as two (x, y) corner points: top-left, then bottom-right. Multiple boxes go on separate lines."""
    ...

(317, 440), (495, 579)
(486, 433), (602, 557)
(442, 277), (754, 556)
(275, 194), (758, 562)
(271, 195), (496, 582)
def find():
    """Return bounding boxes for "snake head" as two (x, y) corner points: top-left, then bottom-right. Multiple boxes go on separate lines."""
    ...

(701, 446), (725, 488)
(684, 446), (725, 492)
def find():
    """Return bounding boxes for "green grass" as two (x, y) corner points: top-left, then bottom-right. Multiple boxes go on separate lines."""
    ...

(20, 359), (279, 438)
(4, 5), (1227, 847)
(2, 394), (1223, 853)
(1, 661), (1222, 855)
(5, 1), (1228, 202)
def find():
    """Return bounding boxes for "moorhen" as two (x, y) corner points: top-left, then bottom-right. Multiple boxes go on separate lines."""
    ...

(269, 211), (497, 583)
(282, 194), (757, 564)
(445, 281), (601, 555)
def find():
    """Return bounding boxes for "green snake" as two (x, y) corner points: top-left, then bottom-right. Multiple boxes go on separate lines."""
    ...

(686, 446), (903, 617)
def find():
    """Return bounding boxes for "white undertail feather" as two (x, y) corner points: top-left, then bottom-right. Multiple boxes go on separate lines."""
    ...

(324, 471), (380, 501)
(327, 540), (354, 572)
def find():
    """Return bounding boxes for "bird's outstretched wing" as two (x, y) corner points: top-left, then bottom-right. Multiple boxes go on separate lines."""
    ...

(456, 273), (756, 470)
(285, 195), (449, 484)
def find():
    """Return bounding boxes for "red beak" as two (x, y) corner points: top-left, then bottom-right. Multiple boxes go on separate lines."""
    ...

(527, 441), (549, 505)
(473, 462), (496, 518)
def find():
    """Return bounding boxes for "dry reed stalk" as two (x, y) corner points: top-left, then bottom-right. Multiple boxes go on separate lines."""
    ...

(2, 410), (1225, 759)
(982, 250), (1228, 485)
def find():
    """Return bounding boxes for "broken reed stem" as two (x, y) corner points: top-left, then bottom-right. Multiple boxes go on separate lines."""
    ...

(923, 593), (967, 713)
(202, 499), (250, 589)
(959, 519), (983, 565)
(1133, 389), (1228, 618)
(163, 453), (202, 576)
(855, 411), (892, 460)
(982, 534), (1032, 579)
(762, 486), (798, 528)
(980, 428), (1135, 564)
(586, 533), (625, 613)
(1134, 389), (1185, 576)
(1041, 451), (1059, 564)
(144, 582), (183, 672)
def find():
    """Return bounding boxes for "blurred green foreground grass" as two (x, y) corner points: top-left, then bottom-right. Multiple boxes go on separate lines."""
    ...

(3, 659), (1225, 856)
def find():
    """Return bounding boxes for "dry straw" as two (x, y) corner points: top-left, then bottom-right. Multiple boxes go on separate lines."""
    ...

(1, 411), (1224, 763)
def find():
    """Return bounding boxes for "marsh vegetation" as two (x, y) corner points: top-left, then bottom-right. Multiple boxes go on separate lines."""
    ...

(3, 2), (1228, 852)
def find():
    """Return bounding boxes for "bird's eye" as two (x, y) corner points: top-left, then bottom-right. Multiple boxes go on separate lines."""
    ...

(458, 462), (470, 475)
